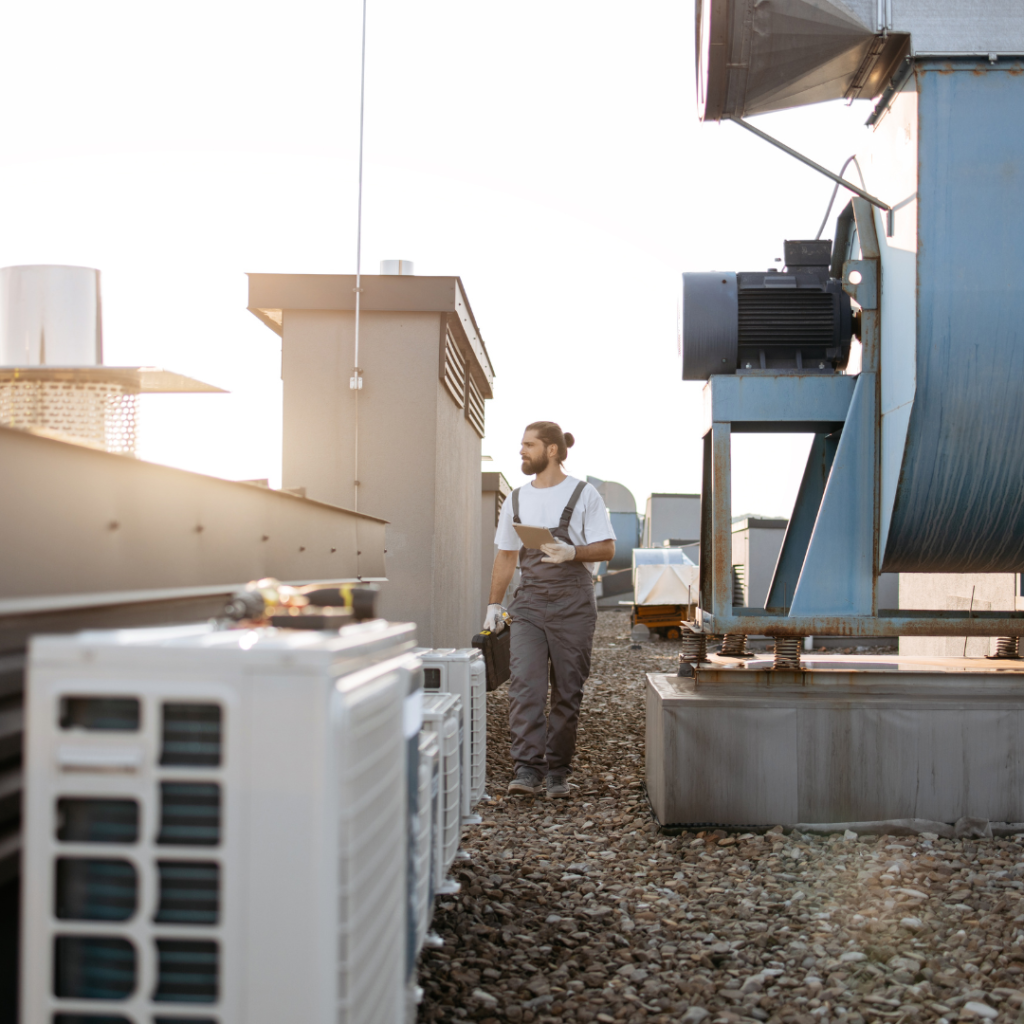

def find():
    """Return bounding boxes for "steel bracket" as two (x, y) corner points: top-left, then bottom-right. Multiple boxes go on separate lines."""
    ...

(843, 260), (878, 309)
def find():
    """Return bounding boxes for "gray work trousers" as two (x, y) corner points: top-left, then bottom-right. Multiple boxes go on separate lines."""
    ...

(508, 580), (598, 775)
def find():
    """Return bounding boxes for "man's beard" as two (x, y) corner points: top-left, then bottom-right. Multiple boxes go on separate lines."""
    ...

(522, 451), (549, 475)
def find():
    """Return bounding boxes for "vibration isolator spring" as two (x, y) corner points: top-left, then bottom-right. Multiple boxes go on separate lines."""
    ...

(721, 633), (750, 658)
(992, 636), (1021, 659)
(679, 629), (708, 665)
(772, 636), (804, 671)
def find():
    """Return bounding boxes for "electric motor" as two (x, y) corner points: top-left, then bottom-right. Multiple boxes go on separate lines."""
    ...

(681, 239), (854, 381)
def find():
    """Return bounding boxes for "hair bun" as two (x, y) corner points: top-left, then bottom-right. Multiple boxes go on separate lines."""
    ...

(564, 432), (575, 448)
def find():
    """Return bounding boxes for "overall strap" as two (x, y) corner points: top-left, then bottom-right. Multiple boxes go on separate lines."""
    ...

(511, 487), (522, 524)
(559, 480), (589, 530)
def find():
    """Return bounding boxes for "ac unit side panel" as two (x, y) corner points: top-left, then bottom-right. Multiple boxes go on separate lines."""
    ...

(335, 657), (411, 1024)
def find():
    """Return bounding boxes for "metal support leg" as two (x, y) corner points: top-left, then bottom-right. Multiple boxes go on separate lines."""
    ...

(711, 423), (733, 623)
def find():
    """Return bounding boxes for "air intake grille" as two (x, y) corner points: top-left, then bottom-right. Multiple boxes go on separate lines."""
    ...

(160, 703), (222, 766)
(60, 697), (139, 731)
(442, 329), (467, 408)
(466, 375), (485, 437)
(56, 858), (136, 921)
(53, 936), (136, 1000)
(157, 783), (221, 846)
(57, 799), (139, 844)
(155, 861), (219, 924)
(154, 939), (218, 1003)
(738, 291), (837, 346)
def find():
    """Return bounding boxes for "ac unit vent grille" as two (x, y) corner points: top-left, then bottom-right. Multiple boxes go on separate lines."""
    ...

(155, 861), (220, 924)
(154, 939), (218, 1003)
(423, 668), (441, 691)
(466, 375), (485, 437)
(57, 798), (139, 844)
(442, 330), (467, 408)
(56, 858), (137, 921)
(153, 1017), (218, 1024)
(60, 697), (139, 732)
(54, 1013), (133, 1023)
(157, 783), (221, 846)
(160, 703), (222, 766)
(53, 935), (136, 1000)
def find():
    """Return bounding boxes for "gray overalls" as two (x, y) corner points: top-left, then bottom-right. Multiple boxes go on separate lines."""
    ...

(508, 481), (598, 775)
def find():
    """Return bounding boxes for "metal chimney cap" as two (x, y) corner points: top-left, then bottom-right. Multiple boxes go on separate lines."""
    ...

(379, 260), (414, 276)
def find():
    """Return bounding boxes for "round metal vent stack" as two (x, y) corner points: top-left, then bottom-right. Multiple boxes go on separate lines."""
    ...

(0, 265), (224, 455)
(380, 260), (414, 275)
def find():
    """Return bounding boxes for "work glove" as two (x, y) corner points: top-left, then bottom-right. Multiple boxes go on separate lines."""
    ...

(483, 603), (507, 633)
(540, 540), (576, 564)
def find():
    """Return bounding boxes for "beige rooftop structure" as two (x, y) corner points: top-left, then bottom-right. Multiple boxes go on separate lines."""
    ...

(248, 271), (495, 648)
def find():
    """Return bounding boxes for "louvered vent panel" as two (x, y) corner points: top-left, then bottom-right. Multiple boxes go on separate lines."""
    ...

(56, 858), (137, 921)
(57, 798), (139, 844)
(466, 375), (485, 437)
(421, 693), (462, 886)
(442, 330), (466, 408)
(337, 670), (407, 1024)
(160, 702), (222, 766)
(413, 733), (438, 954)
(737, 291), (836, 345)
(156, 861), (220, 924)
(468, 660), (487, 805)
(157, 782), (221, 846)
(60, 697), (139, 731)
(55, 1013), (133, 1023)
(154, 939), (218, 1003)
(438, 713), (460, 876)
(53, 936), (136, 1000)
(154, 1017), (217, 1024)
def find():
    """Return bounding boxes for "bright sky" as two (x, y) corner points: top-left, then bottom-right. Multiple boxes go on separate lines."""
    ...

(0, 0), (877, 520)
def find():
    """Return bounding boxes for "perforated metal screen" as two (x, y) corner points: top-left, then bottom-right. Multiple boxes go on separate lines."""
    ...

(0, 380), (138, 454)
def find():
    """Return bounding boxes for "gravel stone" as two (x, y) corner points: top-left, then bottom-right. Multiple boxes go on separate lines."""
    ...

(416, 611), (1024, 1024)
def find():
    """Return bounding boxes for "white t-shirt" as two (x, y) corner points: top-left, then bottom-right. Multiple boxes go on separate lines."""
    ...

(495, 476), (616, 573)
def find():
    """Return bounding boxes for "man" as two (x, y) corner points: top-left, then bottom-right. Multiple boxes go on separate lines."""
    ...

(484, 421), (615, 798)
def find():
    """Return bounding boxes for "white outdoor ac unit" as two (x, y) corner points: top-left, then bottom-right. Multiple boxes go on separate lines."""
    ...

(416, 648), (486, 822)
(420, 692), (461, 894)
(21, 620), (417, 1024)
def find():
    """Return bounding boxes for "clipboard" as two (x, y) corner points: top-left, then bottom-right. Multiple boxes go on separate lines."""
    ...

(514, 524), (556, 550)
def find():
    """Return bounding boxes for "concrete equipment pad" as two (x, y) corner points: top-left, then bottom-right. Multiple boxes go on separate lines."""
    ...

(646, 655), (1024, 828)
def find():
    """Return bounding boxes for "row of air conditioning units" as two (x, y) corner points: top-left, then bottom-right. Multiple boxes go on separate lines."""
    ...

(20, 620), (487, 1024)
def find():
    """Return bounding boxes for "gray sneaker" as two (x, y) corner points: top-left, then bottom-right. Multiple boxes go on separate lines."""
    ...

(507, 767), (544, 795)
(546, 774), (570, 799)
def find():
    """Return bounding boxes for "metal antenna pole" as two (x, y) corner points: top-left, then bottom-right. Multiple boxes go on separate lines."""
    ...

(350, 0), (368, 511)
